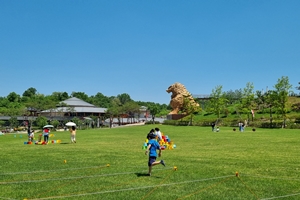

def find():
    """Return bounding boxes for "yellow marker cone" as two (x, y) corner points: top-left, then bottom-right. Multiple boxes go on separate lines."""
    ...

(64, 160), (67, 163)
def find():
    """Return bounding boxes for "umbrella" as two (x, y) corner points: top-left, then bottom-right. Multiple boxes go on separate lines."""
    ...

(65, 122), (76, 127)
(43, 125), (54, 128)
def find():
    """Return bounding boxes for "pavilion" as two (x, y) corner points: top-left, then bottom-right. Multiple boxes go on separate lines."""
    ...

(40, 97), (107, 118)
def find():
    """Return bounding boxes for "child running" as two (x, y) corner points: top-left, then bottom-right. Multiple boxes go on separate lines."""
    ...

(145, 133), (165, 176)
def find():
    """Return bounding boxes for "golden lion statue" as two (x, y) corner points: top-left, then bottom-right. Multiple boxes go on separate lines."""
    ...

(166, 82), (199, 114)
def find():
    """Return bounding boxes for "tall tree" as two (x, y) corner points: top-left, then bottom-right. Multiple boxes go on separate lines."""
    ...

(71, 92), (89, 102)
(182, 97), (202, 125)
(117, 93), (132, 105)
(255, 90), (268, 114)
(50, 92), (69, 101)
(273, 76), (292, 128)
(263, 90), (277, 128)
(7, 92), (21, 103)
(148, 103), (161, 124)
(223, 89), (242, 104)
(35, 116), (48, 128)
(123, 101), (140, 123)
(105, 98), (122, 128)
(208, 85), (228, 119)
(90, 92), (111, 108)
(8, 116), (18, 129)
(240, 82), (255, 123)
(23, 87), (37, 98)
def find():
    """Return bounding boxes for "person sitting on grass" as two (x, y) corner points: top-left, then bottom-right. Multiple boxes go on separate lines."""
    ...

(145, 133), (165, 176)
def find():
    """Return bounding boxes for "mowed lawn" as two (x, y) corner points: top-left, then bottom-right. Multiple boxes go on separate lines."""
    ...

(1, 125), (300, 200)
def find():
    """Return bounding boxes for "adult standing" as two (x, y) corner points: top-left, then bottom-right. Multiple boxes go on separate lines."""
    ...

(27, 126), (31, 137)
(238, 121), (243, 132)
(43, 128), (50, 143)
(70, 126), (76, 143)
(211, 123), (215, 131)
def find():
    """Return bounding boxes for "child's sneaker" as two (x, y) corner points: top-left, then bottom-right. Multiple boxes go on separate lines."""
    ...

(160, 160), (166, 167)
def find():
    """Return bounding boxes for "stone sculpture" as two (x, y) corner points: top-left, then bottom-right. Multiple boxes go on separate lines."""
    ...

(166, 82), (200, 115)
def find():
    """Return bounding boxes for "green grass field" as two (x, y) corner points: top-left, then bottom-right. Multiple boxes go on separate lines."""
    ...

(1, 125), (300, 200)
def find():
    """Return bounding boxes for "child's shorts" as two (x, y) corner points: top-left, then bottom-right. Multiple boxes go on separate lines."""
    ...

(148, 156), (157, 166)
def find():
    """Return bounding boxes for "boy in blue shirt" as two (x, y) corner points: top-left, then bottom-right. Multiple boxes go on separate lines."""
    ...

(145, 133), (165, 176)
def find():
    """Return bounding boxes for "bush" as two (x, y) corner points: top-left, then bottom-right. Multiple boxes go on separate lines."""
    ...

(145, 121), (160, 125)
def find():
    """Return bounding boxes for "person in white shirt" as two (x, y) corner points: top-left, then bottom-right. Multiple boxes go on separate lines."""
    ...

(28, 130), (34, 142)
(155, 127), (162, 141)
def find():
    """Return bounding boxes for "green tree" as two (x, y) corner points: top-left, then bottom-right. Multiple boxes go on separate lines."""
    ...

(273, 76), (292, 128)
(208, 85), (228, 119)
(51, 120), (60, 128)
(71, 92), (89, 102)
(117, 93), (132, 105)
(123, 101), (140, 123)
(240, 82), (255, 123)
(7, 92), (21, 102)
(4, 102), (25, 116)
(148, 103), (161, 124)
(50, 92), (69, 101)
(106, 98), (122, 128)
(90, 92), (111, 108)
(8, 116), (18, 129)
(223, 89), (242, 104)
(0, 120), (6, 128)
(35, 116), (48, 128)
(255, 90), (267, 114)
(23, 87), (37, 98)
(264, 90), (277, 128)
(182, 97), (202, 125)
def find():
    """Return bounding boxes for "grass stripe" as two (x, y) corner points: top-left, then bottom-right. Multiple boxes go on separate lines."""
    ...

(26, 175), (234, 200)
(260, 192), (300, 200)
(0, 168), (173, 185)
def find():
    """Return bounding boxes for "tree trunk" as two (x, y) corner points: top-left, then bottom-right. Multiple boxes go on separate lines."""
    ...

(269, 106), (273, 128)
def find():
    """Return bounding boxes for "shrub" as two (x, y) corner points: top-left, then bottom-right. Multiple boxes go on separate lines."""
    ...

(145, 121), (160, 125)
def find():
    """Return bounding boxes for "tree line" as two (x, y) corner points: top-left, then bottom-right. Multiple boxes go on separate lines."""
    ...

(204, 76), (299, 128)
(0, 88), (170, 128)
(0, 76), (299, 129)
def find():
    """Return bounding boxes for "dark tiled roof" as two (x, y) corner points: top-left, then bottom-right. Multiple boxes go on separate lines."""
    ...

(61, 97), (95, 107)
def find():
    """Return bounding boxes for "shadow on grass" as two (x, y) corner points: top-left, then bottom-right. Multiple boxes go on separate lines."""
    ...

(135, 172), (149, 177)
(135, 173), (162, 178)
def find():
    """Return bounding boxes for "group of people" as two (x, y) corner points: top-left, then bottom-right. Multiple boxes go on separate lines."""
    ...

(38, 125), (77, 144)
(211, 123), (220, 132)
(145, 127), (166, 176)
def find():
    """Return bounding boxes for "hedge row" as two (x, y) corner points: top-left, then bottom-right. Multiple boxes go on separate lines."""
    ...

(162, 118), (300, 129)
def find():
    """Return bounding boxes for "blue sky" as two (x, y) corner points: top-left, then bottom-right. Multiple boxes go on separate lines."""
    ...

(1, 0), (299, 104)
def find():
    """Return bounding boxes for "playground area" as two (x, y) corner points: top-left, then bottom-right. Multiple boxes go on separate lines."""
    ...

(1, 125), (300, 199)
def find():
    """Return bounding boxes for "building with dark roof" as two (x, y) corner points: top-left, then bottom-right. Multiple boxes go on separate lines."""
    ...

(40, 97), (107, 118)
